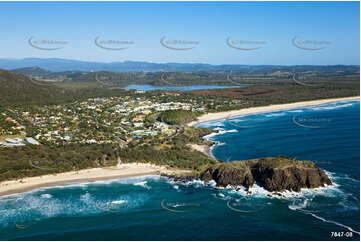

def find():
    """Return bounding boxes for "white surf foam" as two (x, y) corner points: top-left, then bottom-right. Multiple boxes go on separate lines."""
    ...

(310, 102), (355, 111)
(196, 120), (226, 128)
(0, 175), (160, 199)
(134, 181), (151, 189)
(288, 109), (304, 113)
(217, 193), (225, 198)
(262, 112), (286, 118)
(40, 194), (52, 199)
(110, 200), (126, 205)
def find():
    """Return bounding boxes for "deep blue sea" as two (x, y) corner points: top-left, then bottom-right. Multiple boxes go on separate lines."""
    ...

(0, 100), (359, 241)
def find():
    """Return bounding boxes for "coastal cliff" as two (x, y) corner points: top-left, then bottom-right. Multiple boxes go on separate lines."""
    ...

(199, 156), (332, 192)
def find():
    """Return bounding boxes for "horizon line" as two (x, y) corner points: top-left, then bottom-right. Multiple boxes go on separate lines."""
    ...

(0, 57), (359, 67)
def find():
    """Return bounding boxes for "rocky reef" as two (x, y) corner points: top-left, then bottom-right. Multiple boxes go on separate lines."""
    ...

(199, 156), (332, 192)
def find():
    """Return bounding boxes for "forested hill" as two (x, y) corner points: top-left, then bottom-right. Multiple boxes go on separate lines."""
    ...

(11, 67), (51, 76)
(0, 69), (66, 106)
(0, 70), (127, 107)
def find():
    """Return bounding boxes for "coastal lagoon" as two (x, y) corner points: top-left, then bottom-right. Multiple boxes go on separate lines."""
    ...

(123, 84), (240, 92)
(0, 100), (359, 240)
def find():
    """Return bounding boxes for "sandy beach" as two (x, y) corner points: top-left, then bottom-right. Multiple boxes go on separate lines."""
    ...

(188, 96), (360, 126)
(0, 163), (191, 197)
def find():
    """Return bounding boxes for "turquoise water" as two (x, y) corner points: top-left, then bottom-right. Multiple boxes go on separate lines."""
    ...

(123, 84), (240, 91)
(0, 100), (359, 240)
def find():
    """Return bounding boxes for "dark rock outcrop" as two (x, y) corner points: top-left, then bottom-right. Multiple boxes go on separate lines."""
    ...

(250, 162), (332, 192)
(199, 157), (332, 192)
(200, 164), (254, 188)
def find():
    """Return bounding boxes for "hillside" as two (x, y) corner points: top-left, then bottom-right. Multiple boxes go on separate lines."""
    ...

(0, 69), (66, 106)
(0, 70), (129, 107)
(6, 61), (359, 89)
(0, 58), (359, 73)
(12, 66), (51, 76)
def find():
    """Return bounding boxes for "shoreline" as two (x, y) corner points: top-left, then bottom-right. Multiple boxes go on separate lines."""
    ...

(187, 143), (217, 161)
(188, 96), (360, 127)
(0, 163), (191, 197)
(190, 96), (359, 161)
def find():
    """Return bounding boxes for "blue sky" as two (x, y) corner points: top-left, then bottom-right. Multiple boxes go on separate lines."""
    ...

(0, 1), (359, 65)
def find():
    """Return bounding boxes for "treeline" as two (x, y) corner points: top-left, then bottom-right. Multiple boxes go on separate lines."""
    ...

(158, 110), (198, 125)
(240, 84), (360, 108)
(0, 144), (118, 182)
(15, 67), (360, 87)
(187, 83), (360, 113)
(0, 127), (215, 182)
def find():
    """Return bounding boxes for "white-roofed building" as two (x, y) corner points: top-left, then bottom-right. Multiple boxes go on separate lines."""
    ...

(24, 137), (40, 145)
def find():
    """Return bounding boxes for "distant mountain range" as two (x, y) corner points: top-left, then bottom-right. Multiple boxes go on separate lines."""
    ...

(0, 58), (359, 73)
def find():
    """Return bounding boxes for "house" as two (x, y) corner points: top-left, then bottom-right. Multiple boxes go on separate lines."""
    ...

(143, 131), (158, 136)
(1, 138), (25, 147)
(5, 117), (15, 123)
(15, 124), (25, 130)
(24, 137), (40, 145)
(133, 122), (144, 128)
(64, 134), (73, 141)
(5, 138), (20, 144)
(86, 139), (97, 144)
(0, 142), (25, 147)
(131, 130), (144, 135)
(132, 116), (144, 122)
(142, 110), (152, 115)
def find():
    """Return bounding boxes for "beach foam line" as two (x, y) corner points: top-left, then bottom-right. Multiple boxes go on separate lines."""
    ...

(189, 96), (359, 127)
(0, 161), (193, 197)
(0, 174), (162, 199)
(166, 173), (344, 201)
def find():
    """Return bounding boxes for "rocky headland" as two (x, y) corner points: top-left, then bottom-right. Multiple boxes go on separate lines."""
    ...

(198, 156), (332, 192)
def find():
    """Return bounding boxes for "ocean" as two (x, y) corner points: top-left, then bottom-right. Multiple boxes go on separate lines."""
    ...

(0, 100), (359, 240)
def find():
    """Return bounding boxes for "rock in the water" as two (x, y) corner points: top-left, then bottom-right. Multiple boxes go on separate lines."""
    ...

(199, 156), (332, 192)
(200, 163), (254, 188)
(249, 158), (332, 192)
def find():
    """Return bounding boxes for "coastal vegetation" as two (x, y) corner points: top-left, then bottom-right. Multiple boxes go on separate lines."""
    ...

(0, 127), (215, 182)
(158, 110), (198, 125)
(0, 142), (332, 193)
